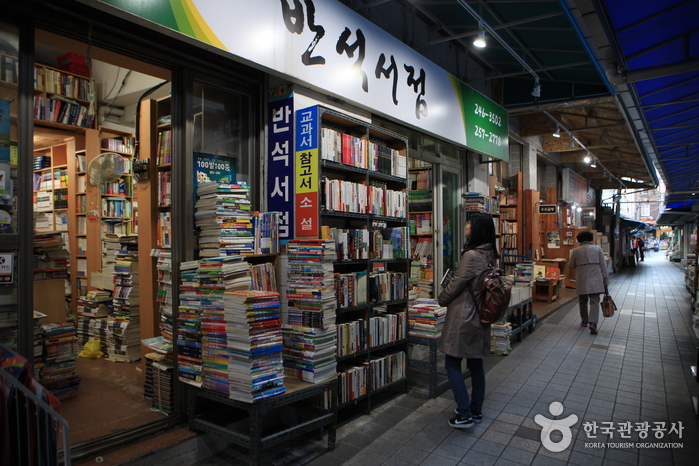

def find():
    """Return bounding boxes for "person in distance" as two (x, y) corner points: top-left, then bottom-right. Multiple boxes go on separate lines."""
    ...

(438, 213), (497, 429)
(569, 231), (609, 335)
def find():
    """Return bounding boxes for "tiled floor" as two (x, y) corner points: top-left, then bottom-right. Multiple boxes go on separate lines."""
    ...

(201, 251), (699, 465)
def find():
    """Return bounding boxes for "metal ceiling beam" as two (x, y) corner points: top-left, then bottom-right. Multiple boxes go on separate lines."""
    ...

(459, 0), (554, 82)
(642, 96), (699, 109)
(470, 61), (591, 81)
(626, 27), (699, 61)
(616, 0), (696, 34)
(608, 58), (699, 85)
(427, 11), (563, 45)
(638, 75), (699, 99)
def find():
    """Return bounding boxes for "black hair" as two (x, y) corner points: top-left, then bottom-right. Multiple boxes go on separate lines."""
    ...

(465, 213), (500, 258)
(577, 231), (594, 243)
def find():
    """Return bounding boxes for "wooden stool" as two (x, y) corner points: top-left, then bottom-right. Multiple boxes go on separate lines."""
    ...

(533, 280), (558, 303)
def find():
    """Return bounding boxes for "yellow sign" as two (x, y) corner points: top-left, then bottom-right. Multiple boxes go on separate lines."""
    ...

(295, 148), (318, 194)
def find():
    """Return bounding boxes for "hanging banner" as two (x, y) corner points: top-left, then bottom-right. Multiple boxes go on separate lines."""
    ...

(294, 106), (319, 237)
(98, 0), (509, 160)
(267, 94), (295, 242)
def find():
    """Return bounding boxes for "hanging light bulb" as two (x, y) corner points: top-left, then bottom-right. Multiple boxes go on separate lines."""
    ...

(583, 155), (591, 164)
(576, 207), (583, 212)
(553, 125), (561, 138)
(473, 21), (487, 48)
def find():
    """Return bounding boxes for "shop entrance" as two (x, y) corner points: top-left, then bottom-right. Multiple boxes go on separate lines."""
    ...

(30, 29), (174, 446)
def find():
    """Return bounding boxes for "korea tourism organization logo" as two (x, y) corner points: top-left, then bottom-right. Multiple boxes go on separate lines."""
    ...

(534, 402), (684, 452)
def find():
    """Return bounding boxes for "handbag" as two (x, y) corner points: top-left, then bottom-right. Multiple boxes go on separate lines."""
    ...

(601, 285), (616, 318)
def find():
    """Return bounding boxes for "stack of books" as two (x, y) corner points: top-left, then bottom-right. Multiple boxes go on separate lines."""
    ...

(252, 212), (280, 255)
(152, 248), (174, 342)
(38, 322), (81, 400)
(144, 353), (174, 415)
(491, 322), (512, 356)
(407, 299), (447, 337)
(195, 182), (253, 257)
(250, 262), (278, 292)
(514, 262), (535, 286)
(224, 290), (285, 401)
(462, 192), (499, 214)
(77, 290), (112, 351)
(198, 256), (252, 394)
(107, 238), (141, 362)
(283, 239), (338, 383)
(178, 260), (204, 387)
(33, 232), (70, 280)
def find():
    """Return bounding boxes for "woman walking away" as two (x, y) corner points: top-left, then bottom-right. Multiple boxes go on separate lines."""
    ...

(570, 231), (609, 335)
(438, 213), (497, 429)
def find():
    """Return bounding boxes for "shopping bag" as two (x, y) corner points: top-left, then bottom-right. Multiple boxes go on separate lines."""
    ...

(601, 286), (616, 318)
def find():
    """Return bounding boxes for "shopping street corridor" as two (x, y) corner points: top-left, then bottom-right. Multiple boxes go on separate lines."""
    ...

(201, 250), (699, 465)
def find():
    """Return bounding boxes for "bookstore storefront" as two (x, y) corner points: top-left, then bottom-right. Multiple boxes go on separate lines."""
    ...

(2, 0), (510, 460)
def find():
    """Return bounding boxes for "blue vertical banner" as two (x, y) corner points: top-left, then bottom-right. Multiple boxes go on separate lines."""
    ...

(267, 94), (295, 242)
(294, 106), (319, 237)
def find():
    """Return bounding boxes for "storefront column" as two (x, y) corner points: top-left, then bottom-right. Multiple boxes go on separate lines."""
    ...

(522, 144), (537, 191)
(467, 153), (489, 193)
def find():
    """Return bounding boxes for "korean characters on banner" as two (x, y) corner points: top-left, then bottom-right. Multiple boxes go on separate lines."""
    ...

(294, 107), (319, 237)
(267, 95), (295, 242)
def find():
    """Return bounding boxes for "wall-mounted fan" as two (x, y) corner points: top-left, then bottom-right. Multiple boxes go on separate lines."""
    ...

(88, 152), (130, 186)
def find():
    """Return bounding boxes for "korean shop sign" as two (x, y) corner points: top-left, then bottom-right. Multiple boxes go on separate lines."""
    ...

(294, 106), (319, 237)
(99, 0), (509, 161)
(267, 94), (295, 241)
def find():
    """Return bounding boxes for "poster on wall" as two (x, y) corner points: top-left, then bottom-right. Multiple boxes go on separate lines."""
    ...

(547, 230), (561, 249)
(0, 253), (14, 283)
(267, 93), (295, 242)
(194, 152), (236, 185)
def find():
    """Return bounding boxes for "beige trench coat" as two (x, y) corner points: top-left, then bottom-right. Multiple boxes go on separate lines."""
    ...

(437, 244), (493, 359)
(569, 241), (609, 295)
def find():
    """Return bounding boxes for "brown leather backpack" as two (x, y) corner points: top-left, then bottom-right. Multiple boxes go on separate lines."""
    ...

(469, 250), (513, 324)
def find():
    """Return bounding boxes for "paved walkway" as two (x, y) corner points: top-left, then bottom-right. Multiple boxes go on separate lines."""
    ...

(196, 251), (699, 465)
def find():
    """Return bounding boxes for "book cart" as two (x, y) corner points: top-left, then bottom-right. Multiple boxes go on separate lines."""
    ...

(188, 379), (336, 466)
(507, 298), (534, 342)
(314, 107), (410, 417)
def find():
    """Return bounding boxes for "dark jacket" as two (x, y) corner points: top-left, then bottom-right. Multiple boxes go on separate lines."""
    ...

(437, 243), (493, 359)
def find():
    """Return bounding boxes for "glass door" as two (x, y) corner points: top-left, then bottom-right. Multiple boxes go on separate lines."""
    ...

(439, 166), (462, 280)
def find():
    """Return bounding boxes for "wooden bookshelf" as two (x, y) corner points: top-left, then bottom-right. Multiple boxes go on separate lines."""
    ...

(33, 63), (95, 130)
(408, 163), (435, 301)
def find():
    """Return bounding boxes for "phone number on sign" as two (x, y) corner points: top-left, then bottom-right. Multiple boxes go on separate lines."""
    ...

(474, 125), (502, 146)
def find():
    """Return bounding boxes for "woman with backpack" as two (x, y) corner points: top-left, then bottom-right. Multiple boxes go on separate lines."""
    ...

(438, 213), (498, 429)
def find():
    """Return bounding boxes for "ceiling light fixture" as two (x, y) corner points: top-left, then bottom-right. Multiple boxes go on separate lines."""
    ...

(584, 155), (591, 164)
(568, 140), (575, 149)
(590, 160), (597, 168)
(473, 21), (486, 48)
(553, 125), (561, 138)
(576, 207), (583, 212)
(531, 78), (541, 98)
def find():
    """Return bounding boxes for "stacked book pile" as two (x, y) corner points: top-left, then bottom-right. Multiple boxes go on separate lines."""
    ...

(107, 239), (141, 362)
(33, 312), (47, 359)
(195, 182), (253, 257)
(283, 239), (338, 383)
(491, 322), (512, 356)
(143, 353), (174, 415)
(78, 290), (112, 351)
(514, 262), (534, 286)
(407, 299), (447, 337)
(252, 211), (280, 255)
(101, 234), (125, 278)
(152, 249), (174, 342)
(250, 262), (278, 292)
(33, 232), (70, 280)
(38, 322), (81, 400)
(224, 290), (285, 401)
(461, 192), (499, 213)
(177, 260), (204, 387)
(198, 256), (252, 394)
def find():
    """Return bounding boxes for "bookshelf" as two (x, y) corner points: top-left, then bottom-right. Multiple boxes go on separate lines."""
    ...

(500, 172), (524, 276)
(33, 63), (95, 130)
(312, 106), (410, 416)
(408, 162), (435, 303)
